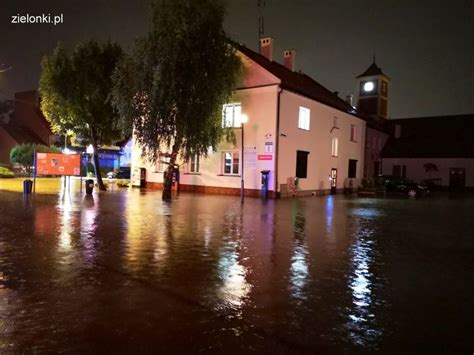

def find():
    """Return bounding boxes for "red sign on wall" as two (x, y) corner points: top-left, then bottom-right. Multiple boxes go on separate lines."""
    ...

(258, 154), (273, 161)
(36, 153), (81, 176)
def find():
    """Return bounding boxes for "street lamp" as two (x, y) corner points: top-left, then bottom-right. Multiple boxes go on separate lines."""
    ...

(240, 113), (248, 204)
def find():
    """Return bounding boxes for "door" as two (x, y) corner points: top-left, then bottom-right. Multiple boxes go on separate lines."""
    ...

(331, 168), (337, 194)
(449, 168), (465, 190)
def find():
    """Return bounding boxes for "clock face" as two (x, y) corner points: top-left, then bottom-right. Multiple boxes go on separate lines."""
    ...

(363, 81), (375, 92)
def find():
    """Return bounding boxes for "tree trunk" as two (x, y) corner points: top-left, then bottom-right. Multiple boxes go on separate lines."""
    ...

(162, 143), (179, 201)
(91, 142), (106, 191)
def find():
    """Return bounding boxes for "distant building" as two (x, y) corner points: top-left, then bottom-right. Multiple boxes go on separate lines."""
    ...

(0, 91), (55, 164)
(354, 60), (391, 178)
(132, 38), (367, 197)
(381, 114), (474, 189)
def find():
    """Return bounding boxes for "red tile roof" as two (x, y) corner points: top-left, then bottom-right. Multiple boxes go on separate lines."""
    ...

(236, 44), (358, 116)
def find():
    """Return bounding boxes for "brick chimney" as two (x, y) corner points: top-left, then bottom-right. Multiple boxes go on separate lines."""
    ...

(259, 37), (273, 61)
(346, 95), (354, 107)
(283, 49), (296, 71)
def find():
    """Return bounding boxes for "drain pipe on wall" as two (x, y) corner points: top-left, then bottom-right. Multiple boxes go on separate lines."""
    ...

(274, 87), (283, 198)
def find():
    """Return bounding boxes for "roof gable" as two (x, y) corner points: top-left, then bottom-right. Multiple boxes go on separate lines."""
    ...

(235, 44), (356, 115)
(356, 62), (388, 79)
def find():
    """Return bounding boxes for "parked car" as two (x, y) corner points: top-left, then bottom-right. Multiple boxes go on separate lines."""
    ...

(107, 167), (131, 179)
(375, 175), (430, 197)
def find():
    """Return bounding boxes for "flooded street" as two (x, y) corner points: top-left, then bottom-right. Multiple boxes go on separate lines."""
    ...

(0, 189), (472, 353)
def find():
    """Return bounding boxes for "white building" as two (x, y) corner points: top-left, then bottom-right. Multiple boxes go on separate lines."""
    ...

(131, 38), (367, 197)
(381, 114), (474, 190)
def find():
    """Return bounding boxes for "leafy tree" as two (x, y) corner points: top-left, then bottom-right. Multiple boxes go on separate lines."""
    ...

(10, 143), (60, 176)
(39, 40), (124, 191)
(112, 0), (241, 200)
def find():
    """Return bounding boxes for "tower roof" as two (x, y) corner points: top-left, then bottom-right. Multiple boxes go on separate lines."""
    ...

(356, 62), (388, 78)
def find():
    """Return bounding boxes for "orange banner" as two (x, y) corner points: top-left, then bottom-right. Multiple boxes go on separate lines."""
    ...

(36, 153), (81, 176)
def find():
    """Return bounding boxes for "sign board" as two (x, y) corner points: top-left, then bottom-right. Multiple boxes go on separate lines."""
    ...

(265, 142), (273, 153)
(36, 153), (81, 176)
(258, 154), (273, 161)
(244, 146), (257, 169)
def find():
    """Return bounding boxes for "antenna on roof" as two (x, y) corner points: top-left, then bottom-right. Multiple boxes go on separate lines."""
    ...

(258, 0), (266, 42)
(373, 50), (376, 64)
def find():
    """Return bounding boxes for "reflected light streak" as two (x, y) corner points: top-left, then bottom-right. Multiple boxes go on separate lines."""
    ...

(58, 190), (73, 252)
(326, 196), (334, 233)
(80, 196), (99, 265)
(347, 225), (380, 345)
(217, 242), (250, 308)
(290, 242), (309, 300)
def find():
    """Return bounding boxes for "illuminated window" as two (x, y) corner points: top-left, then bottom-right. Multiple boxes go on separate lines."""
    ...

(298, 107), (310, 130)
(222, 103), (242, 128)
(331, 137), (339, 157)
(188, 155), (200, 173)
(222, 151), (239, 175)
(350, 125), (358, 142)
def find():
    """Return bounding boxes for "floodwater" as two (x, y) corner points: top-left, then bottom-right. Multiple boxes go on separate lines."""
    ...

(0, 188), (472, 353)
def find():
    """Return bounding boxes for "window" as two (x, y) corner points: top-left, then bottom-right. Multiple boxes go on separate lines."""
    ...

(188, 155), (200, 174)
(348, 159), (358, 178)
(331, 137), (339, 157)
(296, 150), (309, 178)
(350, 125), (358, 142)
(222, 151), (239, 175)
(393, 165), (406, 178)
(333, 116), (339, 129)
(222, 103), (242, 128)
(298, 107), (310, 130)
(156, 154), (169, 173)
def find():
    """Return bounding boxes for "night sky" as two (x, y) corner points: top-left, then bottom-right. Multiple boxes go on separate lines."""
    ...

(0, 0), (472, 118)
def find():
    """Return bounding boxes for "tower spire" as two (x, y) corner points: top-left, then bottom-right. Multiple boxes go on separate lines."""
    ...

(373, 51), (376, 64)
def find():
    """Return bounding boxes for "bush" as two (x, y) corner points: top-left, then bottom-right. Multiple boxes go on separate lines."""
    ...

(361, 177), (376, 191)
(0, 166), (15, 178)
(10, 143), (61, 176)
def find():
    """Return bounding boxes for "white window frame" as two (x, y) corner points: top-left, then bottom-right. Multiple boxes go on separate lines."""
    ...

(350, 125), (358, 142)
(188, 155), (200, 174)
(331, 137), (339, 157)
(222, 103), (242, 128)
(298, 106), (310, 131)
(156, 154), (169, 173)
(222, 150), (240, 176)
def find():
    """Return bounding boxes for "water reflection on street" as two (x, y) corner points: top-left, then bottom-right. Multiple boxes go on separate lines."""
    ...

(0, 189), (473, 353)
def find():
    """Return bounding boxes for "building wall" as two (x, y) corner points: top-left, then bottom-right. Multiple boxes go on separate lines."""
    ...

(131, 86), (279, 194)
(381, 157), (474, 187)
(364, 127), (389, 178)
(0, 127), (18, 164)
(278, 90), (366, 195)
(14, 91), (52, 144)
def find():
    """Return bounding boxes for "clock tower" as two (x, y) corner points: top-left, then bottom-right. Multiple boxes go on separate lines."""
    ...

(356, 59), (390, 119)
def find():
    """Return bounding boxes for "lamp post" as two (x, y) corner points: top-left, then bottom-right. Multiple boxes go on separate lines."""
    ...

(240, 113), (248, 204)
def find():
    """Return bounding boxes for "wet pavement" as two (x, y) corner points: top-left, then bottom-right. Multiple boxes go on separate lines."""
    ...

(0, 189), (473, 353)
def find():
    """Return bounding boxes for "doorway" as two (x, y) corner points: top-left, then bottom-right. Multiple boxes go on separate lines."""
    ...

(449, 168), (465, 190)
(330, 168), (337, 194)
